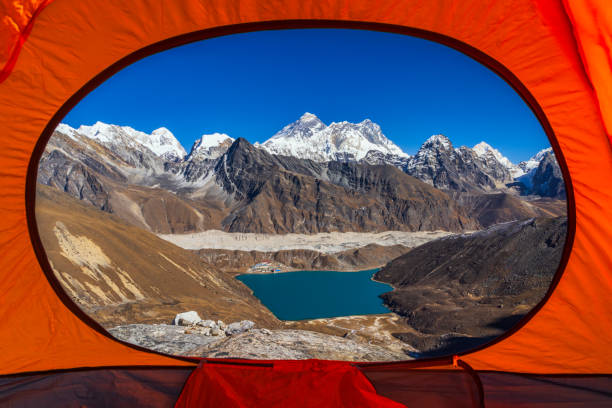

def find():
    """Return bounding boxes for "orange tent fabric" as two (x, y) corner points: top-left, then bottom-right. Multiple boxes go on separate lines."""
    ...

(0, 0), (50, 82)
(0, 0), (610, 399)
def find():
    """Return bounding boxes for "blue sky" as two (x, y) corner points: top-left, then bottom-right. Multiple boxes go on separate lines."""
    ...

(64, 29), (549, 162)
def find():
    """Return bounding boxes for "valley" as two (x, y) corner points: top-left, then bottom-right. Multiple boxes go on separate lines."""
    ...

(36, 113), (567, 360)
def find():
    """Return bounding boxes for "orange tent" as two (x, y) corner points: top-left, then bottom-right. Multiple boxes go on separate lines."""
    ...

(0, 0), (610, 406)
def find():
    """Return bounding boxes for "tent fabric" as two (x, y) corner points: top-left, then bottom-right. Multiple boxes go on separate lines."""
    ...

(0, 367), (194, 408)
(358, 361), (484, 407)
(0, 0), (51, 83)
(0, 0), (610, 404)
(174, 360), (408, 408)
(477, 372), (612, 407)
(562, 0), (612, 146)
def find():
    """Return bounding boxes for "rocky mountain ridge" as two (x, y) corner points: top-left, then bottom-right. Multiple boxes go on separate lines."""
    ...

(41, 116), (566, 236)
(55, 114), (561, 196)
(40, 130), (480, 234)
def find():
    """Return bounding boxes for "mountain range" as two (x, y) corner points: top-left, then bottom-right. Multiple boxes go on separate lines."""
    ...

(39, 113), (566, 235)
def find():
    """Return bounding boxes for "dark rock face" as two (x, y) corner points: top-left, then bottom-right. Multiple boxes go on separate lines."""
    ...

(530, 152), (566, 199)
(361, 150), (411, 170)
(38, 148), (112, 211)
(175, 157), (217, 182)
(214, 138), (480, 233)
(375, 217), (567, 354)
(404, 136), (513, 193)
(174, 138), (235, 182)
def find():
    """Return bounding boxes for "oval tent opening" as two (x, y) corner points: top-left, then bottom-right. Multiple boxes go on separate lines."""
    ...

(35, 28), (568, 361)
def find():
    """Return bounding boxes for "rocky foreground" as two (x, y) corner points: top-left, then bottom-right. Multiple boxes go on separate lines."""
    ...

(195, 329), (407, 361)
(110, 312), (409, 361)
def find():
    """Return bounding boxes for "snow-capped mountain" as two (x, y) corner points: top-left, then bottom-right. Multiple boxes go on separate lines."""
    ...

(405, 135), (514, 192)
(529, 151), (565, 198)
(258, 112), (409, 162)
(514, 148), (564, 198)
(515, 148), (554, 189)
(179, 133), (235, 183)
(473, 141), (523, 178)
(517, 148), (553, 175)
(186, 133), (235, 161)
(62, 121), (187, 163)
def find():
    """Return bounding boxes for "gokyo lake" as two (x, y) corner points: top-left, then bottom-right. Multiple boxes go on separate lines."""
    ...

(236, 269), (392, 321)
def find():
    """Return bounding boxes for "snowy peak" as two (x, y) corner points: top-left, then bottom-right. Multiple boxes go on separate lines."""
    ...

(145, 127), (186, 161)
(54, 123), (81, 142)
(518, 148), (553, 172)
(421, 134), (453, 150)
(187, 133), (235, 161)
(407, 135), (454, 174)
(75, 121), (186, 161)
(473, 142), (513, 168)
(298, 111), (324, 125)
(515, 147), (555, 187)
(260, 112), (408, 162)
(190, 133), (234, 152)
(533, 147), (553, 161)
(266, 112), (326, 143)
(472, 141), (522, 177)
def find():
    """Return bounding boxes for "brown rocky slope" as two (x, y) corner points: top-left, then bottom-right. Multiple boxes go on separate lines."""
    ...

(374, 216), (567, 355)
(35, 184), (279, 328)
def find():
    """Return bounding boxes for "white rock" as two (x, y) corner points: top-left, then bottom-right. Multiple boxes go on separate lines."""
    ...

(196, 319), (217, 329)
(217, 320), (226, 330)
(225, 320), (255, 336)
(173, 311), (202, 326)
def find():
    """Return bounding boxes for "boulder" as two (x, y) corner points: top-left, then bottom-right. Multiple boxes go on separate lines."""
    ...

(196, 319), (217, 329)
(225, 320), (255, 336)
(173, 311), (202, 326)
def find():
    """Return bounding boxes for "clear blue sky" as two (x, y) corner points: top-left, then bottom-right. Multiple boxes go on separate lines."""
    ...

(64, 28), (549, 162)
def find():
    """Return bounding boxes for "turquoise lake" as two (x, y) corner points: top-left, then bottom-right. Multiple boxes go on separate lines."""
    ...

(235, 269), (392, 321)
